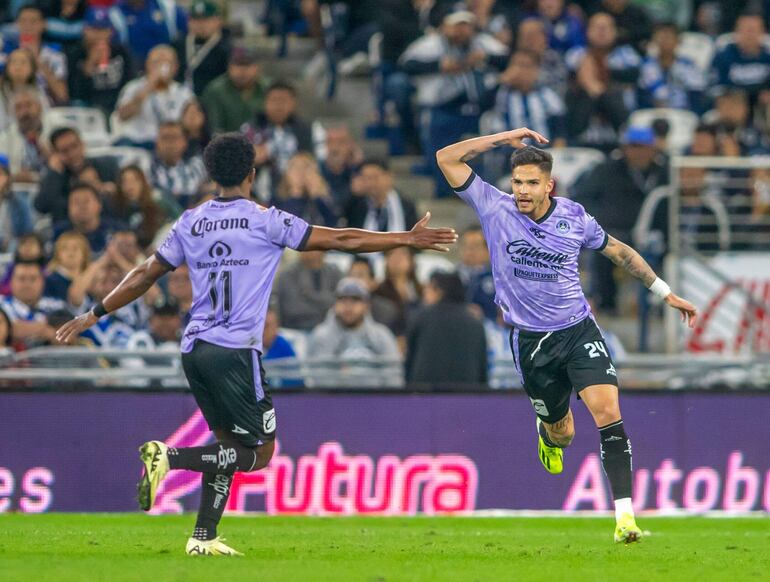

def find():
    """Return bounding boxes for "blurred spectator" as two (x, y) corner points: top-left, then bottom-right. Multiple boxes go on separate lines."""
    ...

(36, 127), (119, 222)
(44, 230), (90, 301)
(346, 159), (417, 231)
(275, 250), (342, 331)
(0, 306), (12, 353)
(0, 232), (45, 296)
(573, 126), (669, 312)
(243, 81), (314, 199)
(634, 0), (693, 30)
(180, 99), (210, 155)
(0, 155), (34, 252)
(457, 226), (496, 321)
(320, 125), (363, 211)
(406, 271), (487, 385)
(565, 12), (640, 151)
(399, 7), (508, 194)
(147, 297), (182, 346)
(201, 45), (268, 134)
(0, 88), (49, 182)
(639, 21), (706, 111)
(711, 12), (770, 105)
(515, 17), (568, 97)
(174, 0), (230, 95)
(108, 0), (188, 63)
(42, 0), (88, 50)
(115, 44), (193, 148)
(263, 305), (297, 360)
(111, 164), (179, 249)
(347, 255), (399, 330)
(535, 0), (585, 54)
(0, 48), (44, 131)
(708, 88), (769, 154)
(166, 263), (192, 321)
(1, 260), (65, 349)
(1, 4), (68, 104)
(372, 246), (423, 338)
(53, 183), (125, 254)
(273, 152), (338, 227)
(307, 277), (400, 361)
(693, 2), (722, 38)
(150, 120), (206, 207)
(68, 8), (133, 113)
(594, 0), (653, 53)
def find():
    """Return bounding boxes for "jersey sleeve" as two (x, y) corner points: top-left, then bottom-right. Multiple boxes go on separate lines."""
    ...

(154, 220), (185, 269)
(266, 207), (313, 250)
(454, 172), (508, 217)
(582, 211), (609, 251)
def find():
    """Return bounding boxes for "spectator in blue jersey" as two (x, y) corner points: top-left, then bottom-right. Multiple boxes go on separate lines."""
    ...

(0, 4), (68, 104)
(514, 18), (569, 97)
(108, 0), (188, 63)
(0, 155), (33, 252)
(457, 227), (496, 321)
(262, 305), (303, 387)
(534, 0), (585, 54)
(565, 12), (640, 152)
(150, 121), (207, 208)
(398, 7), (509, 196)
(273, 152), (338, 227)
(53, 183), (126, 254)
(638, 21), (706, 111)
(711, 12), (770, 106)
(42, 0), (88, 51)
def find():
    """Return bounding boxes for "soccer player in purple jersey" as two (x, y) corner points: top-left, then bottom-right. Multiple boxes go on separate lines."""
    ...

(56, 133), (457, 556)
(437, 127), (698, 543)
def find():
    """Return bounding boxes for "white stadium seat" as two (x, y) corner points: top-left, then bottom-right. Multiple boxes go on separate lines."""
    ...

(548, 147), (605, 194)
(676, 32), (715, 72)
(628, 108), (699, 153)
(44, 107), (111, 148)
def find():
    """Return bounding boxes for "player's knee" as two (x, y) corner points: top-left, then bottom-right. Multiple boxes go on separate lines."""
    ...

(248, 441), (275, 471)
(593, 405), (621, 427)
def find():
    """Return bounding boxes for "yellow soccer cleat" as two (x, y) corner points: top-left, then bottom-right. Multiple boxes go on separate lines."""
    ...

(614, 514), (643, 544)
(536, 418), (563, 474)
(186, 537), (244, 556)
(137, 440), (170, 511)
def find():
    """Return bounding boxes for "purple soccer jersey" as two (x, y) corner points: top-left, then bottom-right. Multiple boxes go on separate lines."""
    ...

(155, 197), (312, 353)
(456, 173), (608, 332)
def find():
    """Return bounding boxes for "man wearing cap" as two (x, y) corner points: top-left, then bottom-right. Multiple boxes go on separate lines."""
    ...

(68, 8), (134, 114)
(201, 44), (269, 133)
(572, 125), (669, 312)
(174, 0), (230, 96)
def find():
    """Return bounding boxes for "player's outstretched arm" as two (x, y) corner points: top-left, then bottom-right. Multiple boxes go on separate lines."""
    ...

(435, 127), (549, 188)
(302, 212), (458, 253)
(55, 255), (171, 344)
(601, 235), (698, 328)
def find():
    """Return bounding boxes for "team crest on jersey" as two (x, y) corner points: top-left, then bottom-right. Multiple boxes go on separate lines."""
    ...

(556, 220), (570, 233)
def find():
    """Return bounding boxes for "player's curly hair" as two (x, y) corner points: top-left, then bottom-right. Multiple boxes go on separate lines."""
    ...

(510, 146), (553, 174)
(203, 132), (255, 188)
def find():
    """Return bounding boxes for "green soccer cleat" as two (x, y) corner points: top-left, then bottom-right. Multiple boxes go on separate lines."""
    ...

(137, 440), (170, 511)
(536, 418), (563, 474)
(186, 537), (244, 556)
(614, 514), (643, 544)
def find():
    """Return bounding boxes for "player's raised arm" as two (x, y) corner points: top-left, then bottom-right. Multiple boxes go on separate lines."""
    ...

(302, 212), (458, 253)
(55, 255), (171, 343)
(601, 235), (698, 328)
(435, 128), (549, 188)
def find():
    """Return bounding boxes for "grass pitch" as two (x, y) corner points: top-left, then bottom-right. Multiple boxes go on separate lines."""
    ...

(0, 514), (767, 581)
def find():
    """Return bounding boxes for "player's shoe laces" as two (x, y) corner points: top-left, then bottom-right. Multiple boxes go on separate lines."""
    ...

(186, 537), (244, 556)
(536, 418), (563, 474)
(137, 440), (169, 511)
(614, 514), (643, 544)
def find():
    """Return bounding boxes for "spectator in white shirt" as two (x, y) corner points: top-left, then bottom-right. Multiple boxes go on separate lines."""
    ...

(150, 120), (206, 208)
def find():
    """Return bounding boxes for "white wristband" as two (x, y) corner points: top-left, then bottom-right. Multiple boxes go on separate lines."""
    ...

(649, 277), (671, 300)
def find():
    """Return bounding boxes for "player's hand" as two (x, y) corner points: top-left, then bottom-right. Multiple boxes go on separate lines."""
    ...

(665, 293), (698, 328)
(499, 128), (549, 148)
(408, 212), (458, 252)
(55, 311), (98, 344)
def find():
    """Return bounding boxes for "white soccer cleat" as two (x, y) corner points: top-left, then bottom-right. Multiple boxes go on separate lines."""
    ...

(186, 536), (244, 556)
(137, 440), (170, 511)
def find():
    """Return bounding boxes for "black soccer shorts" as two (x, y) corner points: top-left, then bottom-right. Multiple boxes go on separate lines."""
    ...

(509, 317), (619, 424)
(181, 340), (276, 447)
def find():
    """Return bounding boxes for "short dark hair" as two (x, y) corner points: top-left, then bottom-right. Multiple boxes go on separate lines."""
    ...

(49, 126), (79, 149)
(17, 4), (43, 18)
(68, 182), (101, 201)
(360, 157), (390, 172)
(654, 21), (679, 34)
(510, 146), (553, 174)
(266, 80), (297, 97)
(429, 272), (466, 304)
(350, 255), (374, 278)
(11, 259), (44, 276)
(203, 132), (255, 187)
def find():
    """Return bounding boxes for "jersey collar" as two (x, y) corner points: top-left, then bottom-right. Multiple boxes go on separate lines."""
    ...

(533, 197), (557, 225)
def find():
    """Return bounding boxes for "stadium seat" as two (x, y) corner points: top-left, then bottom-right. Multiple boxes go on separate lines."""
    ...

(278, 328), (309, 360)
(628, 108), (699, 153)
(676, 32), (715, 72)
(415, 254), (455, 283)
(548, 148), (605, 195)
(86, 146), (153, 174)
(44, 107), (111, 148)
(324, 251), (354, 276)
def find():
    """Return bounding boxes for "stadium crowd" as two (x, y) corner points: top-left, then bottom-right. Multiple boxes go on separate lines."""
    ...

(0, 0), (769, 386)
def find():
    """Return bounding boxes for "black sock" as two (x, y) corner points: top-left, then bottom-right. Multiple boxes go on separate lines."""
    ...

(599, 420), (633, 499)
(539, 420), (562, 448)
(167, 442), (257, 475)
(193, 473), (232, 541)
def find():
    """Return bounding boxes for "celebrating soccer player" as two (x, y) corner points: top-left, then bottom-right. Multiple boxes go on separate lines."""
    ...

(56, 133), (458, 556)
(436, 128), (697, 543)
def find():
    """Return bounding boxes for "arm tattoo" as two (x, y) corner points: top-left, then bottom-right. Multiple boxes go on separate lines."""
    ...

(459, 149), (481, 163)
(602, 237), (657, 287)
(492, 139), (509, 147)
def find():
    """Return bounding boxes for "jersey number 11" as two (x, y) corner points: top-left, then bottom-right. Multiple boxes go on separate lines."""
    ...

(207, 270), (232, 321)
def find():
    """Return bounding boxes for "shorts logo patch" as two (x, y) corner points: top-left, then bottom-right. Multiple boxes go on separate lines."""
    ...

(556, 220), (570, 233)
(231, 424), (250, 435)
(529, 398), (549, 416)
(263, 409), (276, 433)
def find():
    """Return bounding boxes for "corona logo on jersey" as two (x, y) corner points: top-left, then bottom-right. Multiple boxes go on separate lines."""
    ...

(151, 411), (479, 515)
